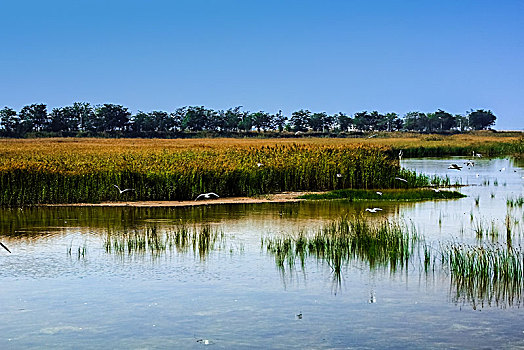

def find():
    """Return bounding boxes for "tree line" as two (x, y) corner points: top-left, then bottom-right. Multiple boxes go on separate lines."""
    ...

(0, 103), (497, 137)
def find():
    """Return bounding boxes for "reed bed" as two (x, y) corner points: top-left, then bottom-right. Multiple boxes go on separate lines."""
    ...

(262, 216), (420, 276)
(299, 188), (465, 201)
(104, 224), (224, 259)
(441, 243), (524, 308)
(0, 139), (432, 205)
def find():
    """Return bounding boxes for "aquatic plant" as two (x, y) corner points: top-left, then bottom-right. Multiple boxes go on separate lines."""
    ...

(441, 243), (524, 308)
(0, 139), (427, 205)
(263, 216), (420, 277)
(299, 188), (465, 201)
(104, 224), (224, 259)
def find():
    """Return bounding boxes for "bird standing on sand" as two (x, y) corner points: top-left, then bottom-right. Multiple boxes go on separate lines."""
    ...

(0, 242), (11, 253)
(365, 208), (383, 213)
(195, 192), (220, 201)
(113, 185), (135, 194)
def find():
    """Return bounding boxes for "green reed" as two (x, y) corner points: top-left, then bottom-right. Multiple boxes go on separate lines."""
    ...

(104, 224), (224, 259)
(263, 216), (420, 277)
(0, 144), (433, 205)
(441, 243), (524, 308)
(299, 188), (465, 201)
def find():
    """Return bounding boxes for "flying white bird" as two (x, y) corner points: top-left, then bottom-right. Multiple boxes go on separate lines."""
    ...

(365, 208), (383, 213)
(195, 192), (220, 201)
(395, 177), (408, 183)
(0, 242), (11, 253)
(113, 185), (135, 194)
(376, 191), (383, 196)
(257, 163), (264, 167)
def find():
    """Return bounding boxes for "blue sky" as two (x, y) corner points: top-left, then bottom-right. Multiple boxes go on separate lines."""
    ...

(1, 0), (522, 129)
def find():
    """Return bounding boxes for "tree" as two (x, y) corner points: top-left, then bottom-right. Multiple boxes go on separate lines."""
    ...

(455, 114), (468, 132)
(468, 109), (496, 130)
(182, 106), (210, 131)
(290, 109), (311, 132)
(336, 112), (353, 132)
(354, 111), (381, 131)
(0, 107), (18, 135)
(132, 111), (155, 132)
(272, 110), (287, 132)
(251, 111), (272, 132)
(403, 112), (427, 132)
(434, 109), (456, 131)
(308, 112), (327, 131)
(19, 103), (48, 133)
(47, 106), (81, 133)
(94, 104), (131, 132)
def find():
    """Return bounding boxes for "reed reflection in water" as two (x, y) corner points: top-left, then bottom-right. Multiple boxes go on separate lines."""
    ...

(104, 224), (226, 260)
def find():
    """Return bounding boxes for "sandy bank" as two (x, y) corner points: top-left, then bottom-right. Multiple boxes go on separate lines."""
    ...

(41, 192), (323, 208)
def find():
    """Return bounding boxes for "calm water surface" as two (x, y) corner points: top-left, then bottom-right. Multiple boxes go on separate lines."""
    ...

(0, 157), (523, 349)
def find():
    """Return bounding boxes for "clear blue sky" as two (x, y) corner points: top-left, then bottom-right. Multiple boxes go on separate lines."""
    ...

(1, 0), (522, 129)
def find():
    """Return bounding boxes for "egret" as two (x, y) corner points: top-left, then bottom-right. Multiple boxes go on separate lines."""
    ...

(113, 185), (135, 194)
(195, 192), (220, 201)
(376, 191), (383, 196)
(395, 177), (408, 183)
(365, 208), (383, 213)
(398, 150), (403, 161)
(336, 173), (343, 178)
(256, 163), (264, 167)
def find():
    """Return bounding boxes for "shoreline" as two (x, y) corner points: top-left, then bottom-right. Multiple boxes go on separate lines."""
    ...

(39, 192), (321, 208)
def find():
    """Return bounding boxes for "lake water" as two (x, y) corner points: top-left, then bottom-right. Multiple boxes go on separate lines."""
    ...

(1, 157), (523, 349)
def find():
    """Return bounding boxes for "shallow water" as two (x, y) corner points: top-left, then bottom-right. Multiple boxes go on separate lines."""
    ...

(0, 157), (523, 349)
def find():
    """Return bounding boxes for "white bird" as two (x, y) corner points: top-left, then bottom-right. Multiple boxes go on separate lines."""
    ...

(432, 188), (441, 192)
(395, 177), (408, 183)
(256, 162), (264, 167)
(474, 152), (482, 158)
(0, 242), (11, 253)
(195, 192), (220, 201)
(113, 185), (135, 194)
(336, 173), (343, 178)
(448, 164), (462, 171)
(500, 167), (506, 172)
(368, 134), (377, 138)
(365, 208), (383, 213)
(376, 191), (383, 196)
(398, 150), (403, 161)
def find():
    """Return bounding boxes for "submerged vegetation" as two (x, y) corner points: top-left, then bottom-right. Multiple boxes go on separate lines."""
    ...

(299, 188), (465, 201)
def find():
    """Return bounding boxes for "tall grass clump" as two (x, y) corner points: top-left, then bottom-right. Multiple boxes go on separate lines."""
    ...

(263, 216), (420, 278)
(441, 243), (524, 308)
(104, 224), (224, 259)
(0, 139), (433, 205)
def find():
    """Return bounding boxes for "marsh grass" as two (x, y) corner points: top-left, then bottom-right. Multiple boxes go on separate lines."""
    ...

(104, 224), (224, 259)
(441, 243), (524, 308)
(263, 216), (420, 280)
(0, 141), (428, 205)
(507, 196), (524, 208)
(299, 188), (465, 201)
